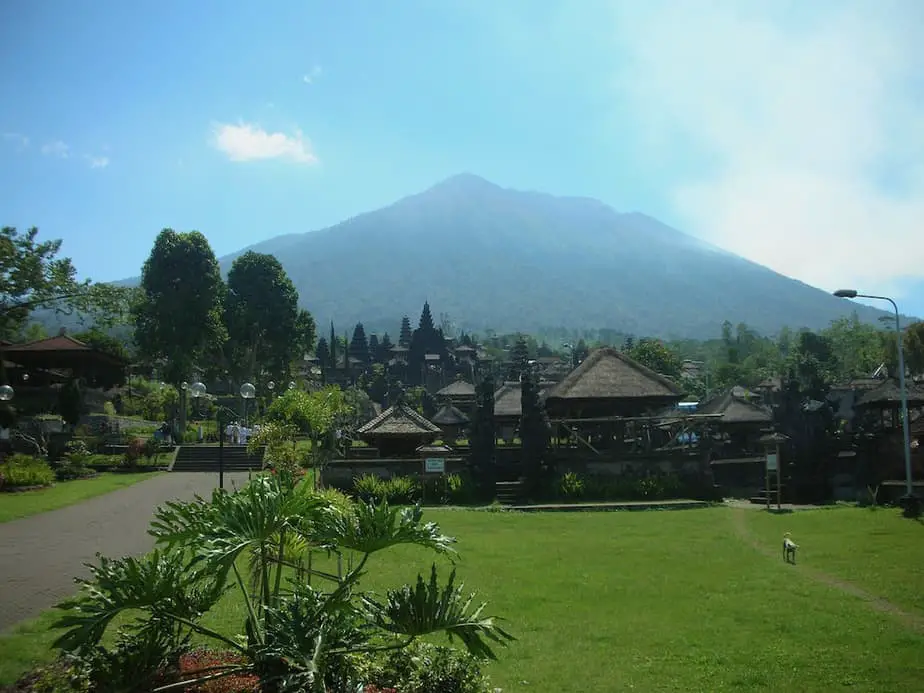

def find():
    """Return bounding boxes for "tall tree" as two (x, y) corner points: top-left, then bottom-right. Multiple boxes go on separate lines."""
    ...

(295, 309), (317, 359)
(132, 229), (226, 386)
(349, 323), (370, 364)
(398, 316), (413, 348)
(0, 226), (132, 342)
(315, 337), (330, 369)
(367, 333), (380, 363)
(224, 251), (300, 383)
(329, 322), (338, 371)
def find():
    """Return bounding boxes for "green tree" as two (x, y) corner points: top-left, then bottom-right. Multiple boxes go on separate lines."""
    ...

(903, 321), (924, 376)
(17, 322), (48, 342)
(295, 308), (317, 359)
(0, 226), (133, 342)
(626, 338), (682, 379)
(225, 251), (301, 383)
(377, 332), (394, 363)
(74, 327), (131, 362)
(368, 333), (380, 363)
(316, 337), (330, 369)
(58, 378), (83, 427)
(132, 229), (226, 386)
(823, 313), (886, 381)
(329, 322), (338, 370)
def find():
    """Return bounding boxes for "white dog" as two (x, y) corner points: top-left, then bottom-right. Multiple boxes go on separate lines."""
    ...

(783, 532), (799, 564)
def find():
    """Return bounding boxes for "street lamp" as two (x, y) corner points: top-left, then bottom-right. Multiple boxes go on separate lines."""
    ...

(288, 381), (296, 391)
(0, 385), (14, 402)
(187, 381), (238, 490)
(833, 289), (916, 509)
(240, 382), (256, 426)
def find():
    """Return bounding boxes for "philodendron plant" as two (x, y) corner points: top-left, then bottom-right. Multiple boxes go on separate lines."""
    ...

(53, 471), (513, 692)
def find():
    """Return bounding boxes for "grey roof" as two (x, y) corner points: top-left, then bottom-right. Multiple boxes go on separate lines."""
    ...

(546, 347), (684, 401)
(856, 379), (924, 408)
(431, 403), (470, 426)
(436, 380), (476, 398)
(697, 389), (773, 425)
(493, 380), (555, 418)
(356, 404), (441, 436)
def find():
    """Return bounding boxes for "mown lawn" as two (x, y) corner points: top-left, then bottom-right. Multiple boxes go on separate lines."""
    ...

(0, 472), (164, 524)
(1, 505), (922, 691)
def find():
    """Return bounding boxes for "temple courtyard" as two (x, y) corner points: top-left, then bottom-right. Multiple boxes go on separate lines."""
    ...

(0, 495), (921, 691)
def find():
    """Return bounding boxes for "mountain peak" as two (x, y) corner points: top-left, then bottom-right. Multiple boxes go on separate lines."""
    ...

(428, 172), (500, 194)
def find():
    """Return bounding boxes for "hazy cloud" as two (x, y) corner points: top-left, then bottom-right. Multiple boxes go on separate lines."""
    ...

(2, 132), (29, 148)
(41, 140), (70, 158)
(85, 154), (110, 169)
(302, 65), (322, 84)
(211, 122), (318, 164)
(608, 0), (924, 296)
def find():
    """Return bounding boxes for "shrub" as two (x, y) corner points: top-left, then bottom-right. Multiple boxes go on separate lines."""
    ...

(103, 401), (118, 416)
(354, 473), (386, 503)
(559, 471), (586, 499)
(0, 453), (55, 488)
(120, 438), (146, 469)
(358, 642), (494, 693)
(383, 475), (420, 505)
(446, 472), (472, 504)
(54, 458), (94, 481)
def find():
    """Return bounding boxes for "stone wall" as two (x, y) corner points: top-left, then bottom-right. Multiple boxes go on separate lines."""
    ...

(322, 457), (469, 489)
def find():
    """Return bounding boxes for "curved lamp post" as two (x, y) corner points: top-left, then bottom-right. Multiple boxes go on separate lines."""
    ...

(833, 289), (915, 508)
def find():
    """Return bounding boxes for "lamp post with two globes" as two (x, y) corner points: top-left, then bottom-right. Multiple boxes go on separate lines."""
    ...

(189, 380), (256, 491)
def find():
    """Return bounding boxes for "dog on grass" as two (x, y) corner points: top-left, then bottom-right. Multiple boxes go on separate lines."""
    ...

(783, 532), (799, 564)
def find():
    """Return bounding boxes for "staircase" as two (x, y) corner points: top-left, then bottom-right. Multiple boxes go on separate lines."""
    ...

(495, 480), (524, 506)
(171, 445), (265, 473)
(750, 483), (785, 505)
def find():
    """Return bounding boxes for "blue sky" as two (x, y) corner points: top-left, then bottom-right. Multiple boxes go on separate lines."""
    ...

(2, 0), (923, 319)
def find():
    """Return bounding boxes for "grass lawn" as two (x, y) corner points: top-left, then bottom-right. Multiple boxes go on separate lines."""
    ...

(0, 472), (164, 524)
(1, 505), (922, 690)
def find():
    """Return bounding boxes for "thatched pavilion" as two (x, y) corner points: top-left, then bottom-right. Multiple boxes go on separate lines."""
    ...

(544, 347), (683, 419)
(356, 404), (442, 457)
(430, 402), (470, 443)
(492, 380), (556, 442)
(854, 379), (924, 431)
(435, 379), (477, 415)
(695, 388), (773, 455)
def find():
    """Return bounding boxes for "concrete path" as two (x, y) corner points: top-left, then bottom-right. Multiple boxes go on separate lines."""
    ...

(0, 472), (252, 632)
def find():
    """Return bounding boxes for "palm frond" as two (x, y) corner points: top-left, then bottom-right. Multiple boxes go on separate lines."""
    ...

(363, 565), (514, 660)
(52, 549), (226, 652)
(315, 501), (457, 556)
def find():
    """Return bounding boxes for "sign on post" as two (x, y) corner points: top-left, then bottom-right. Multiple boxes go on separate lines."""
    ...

(424, 458), (445, 474)
(765, 453), (778, 472)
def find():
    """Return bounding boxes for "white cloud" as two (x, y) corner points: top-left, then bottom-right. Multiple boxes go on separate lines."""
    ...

(85, 155), (109, 169)
(2, 132), (29, 148)
(608, 0), (924, 297)
(211, 122), (318, 164)
(41, 140), (70, 158)
(302, 65), (322, 84)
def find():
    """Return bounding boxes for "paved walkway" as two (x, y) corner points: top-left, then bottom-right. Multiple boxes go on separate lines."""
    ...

(0, 472), (252, 632)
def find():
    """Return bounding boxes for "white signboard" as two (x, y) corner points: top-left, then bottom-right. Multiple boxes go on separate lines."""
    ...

(766, 453), (778, 472)
(424, 458), (445, 474)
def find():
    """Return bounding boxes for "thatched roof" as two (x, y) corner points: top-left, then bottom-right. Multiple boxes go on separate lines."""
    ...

(831, 377), (887, 393)
(493, 380), (556, 418)
(546, 347), (683, 402)
(758, 431), (790, 444)
(697, 389), (773, 425)
(855, 379), (924, 408)
(436, 380), (476, 398)
(431, 403), (470, 426)
(356, 404), (441, 437)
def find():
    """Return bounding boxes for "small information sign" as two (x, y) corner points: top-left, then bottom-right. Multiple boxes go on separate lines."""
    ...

(424, 458), (445, 474)
(766, 453), (778, 472)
